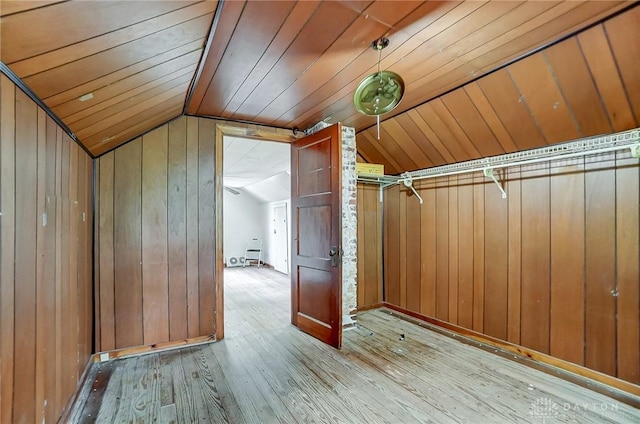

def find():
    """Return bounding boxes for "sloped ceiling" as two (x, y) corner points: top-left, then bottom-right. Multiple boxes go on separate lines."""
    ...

(0, 1), (217, 154)
(223, 136), (290, 204)
(1, 1), (638, 169)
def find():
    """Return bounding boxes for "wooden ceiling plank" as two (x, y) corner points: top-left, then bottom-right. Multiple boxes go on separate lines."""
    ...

(508, 53), (580, 145)
(395, 1), (564, 110)
(306, 1), (509, 129)
(9, 1), (217, 78)
(221, 0), (321, 117)
(382, 118), (433, 169)
(420, 1), (628, 117)
(406, 109), (455, 164)
(281, 1), (469, 128)
(604, 7), (640, 126)
(355, 152), (368, 163)
(53, 50), (201, 120)
(64, 63), (198, 125)
(414, 102), (469, 163)
(1, 1), (198, 64)
(75, 84), (190, 140)
(578, 24), (637, 132)
(361, 131), (402, 175)
(69, 72), (194, 133)
(86, 99), (185, 155)
(186, 0), (246, 115)
(394, 113), (445, 167)
(229, 1), (362, 122)
(463, 83), (518, 154)
(430, 98), (481, 159)
(440, 89), (504, 158)
(465, 1), (628, 82)
(43, 38), (204, 108)
(347, 1), (626, 134)
(23, 14), (212, 99)
(476, 69), (546, 151)
(397, 2), (521, 91)
(195, 1), (297, 117)
(355, 133), (394, 172)
(286, 0), (548, 132)
(0, 1), (65, 17)
(380, 125), (418, 172)
(543, 38), (612, 137)
(257, 0), (424, 123)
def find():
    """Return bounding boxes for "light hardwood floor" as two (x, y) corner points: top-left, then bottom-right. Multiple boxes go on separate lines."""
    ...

(72, 267), (639, 423)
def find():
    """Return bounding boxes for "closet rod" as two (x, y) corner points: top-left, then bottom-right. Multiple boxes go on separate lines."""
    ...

(398, 128), (639, 185)
(356, 128), (639, 192)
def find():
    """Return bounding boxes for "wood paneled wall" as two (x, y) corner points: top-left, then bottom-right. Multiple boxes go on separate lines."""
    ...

(0, 75), (93, 423)
(95, 116), (218, 351)
(383, 153), (639, 384)
(356, 183), (383, 308)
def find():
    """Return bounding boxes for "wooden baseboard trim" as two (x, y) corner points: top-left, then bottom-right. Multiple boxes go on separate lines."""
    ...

(356, 302), (385, 313)
(93, 334), (216, 363)
(379, 303), (640, 408)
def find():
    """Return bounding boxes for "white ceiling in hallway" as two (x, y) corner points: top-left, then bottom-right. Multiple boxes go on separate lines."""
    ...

(223, 136), (290, 188)
(223, 136), (290, 204)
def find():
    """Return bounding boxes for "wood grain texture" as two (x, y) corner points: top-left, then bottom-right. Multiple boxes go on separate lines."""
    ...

(584, 154), (617, 376)
(95, 116), (223, 351)
(615, 151), (640, 384)
(0, 75), (93, 423)
(356, 183), (382, 308)
(13, 87), (39, 424)
(384, 186), (400, 306)
(456, 177), (474, 330)
(605, 7), (640, 123)
(142, 126), (170, 345)
(578, 24), (637, 132)
(168, 118), (189, 341)
(435, 180), (449, 321)
(383, 154), (639, 384)
(71, 268), (640, 423)
(1, 74), (17, 424)
(198, 118), (216, 336)
(508, 54), (579, 144)
(186, 117), (201, 338)
(506, 168), (522, 345)
(543, 39), (612, 137)
(419, 179), (437, 318)
(518, 163), (551, 354)
(550, 159), (585, 365)
(483, 174), (508, 341)
(113, 140), (143, 348)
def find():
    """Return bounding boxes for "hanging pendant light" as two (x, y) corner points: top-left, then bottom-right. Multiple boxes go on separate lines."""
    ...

(353, 38), (405, 139)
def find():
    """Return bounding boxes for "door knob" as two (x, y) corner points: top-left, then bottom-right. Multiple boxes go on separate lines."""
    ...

(329, 246), (340, 267)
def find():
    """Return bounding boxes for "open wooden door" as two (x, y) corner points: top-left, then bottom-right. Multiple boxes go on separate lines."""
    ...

(291, 124), (342, 348)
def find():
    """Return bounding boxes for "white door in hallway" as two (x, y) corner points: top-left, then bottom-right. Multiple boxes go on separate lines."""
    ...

(272, 204), (288, 274)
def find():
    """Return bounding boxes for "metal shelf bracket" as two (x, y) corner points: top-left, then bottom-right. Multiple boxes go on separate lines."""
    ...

(402, 173), (424, 204)
(483, 167), (507, 199)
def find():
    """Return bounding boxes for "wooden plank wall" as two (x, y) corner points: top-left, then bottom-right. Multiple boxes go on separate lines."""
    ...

(0, 74), (93, 423)
(95, 116), (217, 351)
(356, 183), (383, 308)
(382, 154), (640, 385)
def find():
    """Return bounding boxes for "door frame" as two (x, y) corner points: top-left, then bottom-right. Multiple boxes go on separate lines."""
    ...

(214, 123), (300, 339)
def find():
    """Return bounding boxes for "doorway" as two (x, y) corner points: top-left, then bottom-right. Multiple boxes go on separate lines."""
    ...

(222, 135), (291, 271)
(216, 124), (358, 347)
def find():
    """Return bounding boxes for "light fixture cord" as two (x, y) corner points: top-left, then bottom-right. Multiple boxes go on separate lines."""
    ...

(376, 41), (382, 139)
